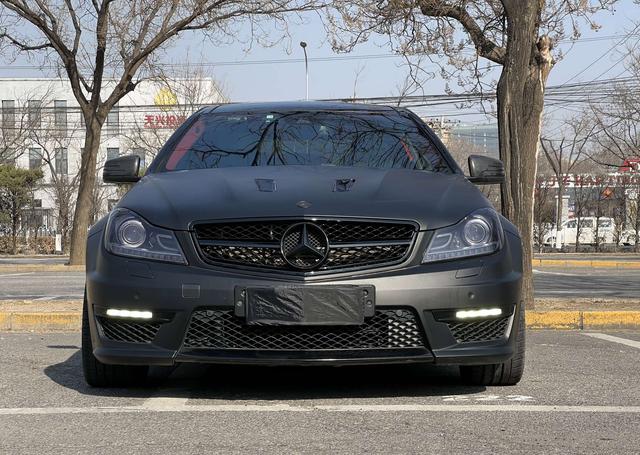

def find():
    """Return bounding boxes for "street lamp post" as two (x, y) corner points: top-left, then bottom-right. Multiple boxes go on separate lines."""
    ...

(300, 41), (308, 101)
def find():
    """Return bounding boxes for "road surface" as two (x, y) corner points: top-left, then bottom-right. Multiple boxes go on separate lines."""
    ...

(0, 330), (638, 454)
(1, 268), (639, 300)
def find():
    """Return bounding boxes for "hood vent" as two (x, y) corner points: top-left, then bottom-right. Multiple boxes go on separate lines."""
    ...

(255, 178), (277, 192)
(334, 178), (356, 192)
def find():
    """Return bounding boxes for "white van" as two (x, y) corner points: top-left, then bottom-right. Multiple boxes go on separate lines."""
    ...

(543, 217), (616, 246)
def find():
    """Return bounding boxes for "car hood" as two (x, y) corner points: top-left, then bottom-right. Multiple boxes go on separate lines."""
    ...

(119, 166), (491, 231)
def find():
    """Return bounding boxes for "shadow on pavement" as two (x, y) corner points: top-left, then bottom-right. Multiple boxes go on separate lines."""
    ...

(45, 350), (486, 400)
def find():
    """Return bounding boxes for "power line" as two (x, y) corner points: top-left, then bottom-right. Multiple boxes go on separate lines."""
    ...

(554, 24), (640, 88)
(0, 33), (635, 72)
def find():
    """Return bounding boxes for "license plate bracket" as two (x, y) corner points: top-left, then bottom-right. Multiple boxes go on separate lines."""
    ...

(234, 285), (375, 326)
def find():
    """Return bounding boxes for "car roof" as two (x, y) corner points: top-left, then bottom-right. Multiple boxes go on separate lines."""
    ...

(200, 101), (400, 115)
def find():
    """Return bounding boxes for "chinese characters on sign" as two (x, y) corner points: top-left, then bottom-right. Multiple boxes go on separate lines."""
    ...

(537, 173), (640, 189)
(144, 114), (187, 129)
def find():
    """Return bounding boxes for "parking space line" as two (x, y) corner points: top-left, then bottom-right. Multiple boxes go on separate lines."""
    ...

(0, 272), (36, 277)
(143, 388), (190, 409)
(1, 404), (640, 416)
(533, 270), (580, 276)
(582, 333), (640, 349)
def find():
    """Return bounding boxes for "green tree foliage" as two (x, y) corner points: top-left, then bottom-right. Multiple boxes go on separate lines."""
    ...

(0, 165), (44, 254)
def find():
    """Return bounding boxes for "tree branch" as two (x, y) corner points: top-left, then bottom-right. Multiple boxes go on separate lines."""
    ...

(417, 0), (506, 64)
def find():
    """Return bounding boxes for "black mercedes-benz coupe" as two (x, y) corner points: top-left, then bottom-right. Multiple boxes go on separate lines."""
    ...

(83, 101), (524, 387)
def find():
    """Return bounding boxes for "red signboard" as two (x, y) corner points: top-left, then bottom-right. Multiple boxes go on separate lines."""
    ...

(144, 114), (187, 129)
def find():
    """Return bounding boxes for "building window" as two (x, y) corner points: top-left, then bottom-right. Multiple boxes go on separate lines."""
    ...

(2, 100), (16, 131)
(54, 100), (67, 133)
(28, 100), (42, 128)
(29, 148), (42, 169)
(55, 148), (68, 175)
(107, 106), (119, 133)
(133, 148), (146, 169)
(107, 147), (120, 161)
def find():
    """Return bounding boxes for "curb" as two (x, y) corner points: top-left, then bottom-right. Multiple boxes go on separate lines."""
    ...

(0, 312), (81, 332)
(533, 259), (640, 269)
(0, 264), (84, 273)
(1, 311), (640, 332)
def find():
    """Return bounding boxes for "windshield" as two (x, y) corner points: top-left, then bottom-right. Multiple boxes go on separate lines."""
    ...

(156, 111), (451, 173)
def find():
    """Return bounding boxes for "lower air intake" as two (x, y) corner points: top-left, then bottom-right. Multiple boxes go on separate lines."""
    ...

(182, 308), (425, 350)
(447, 317), (510, 343)
(97, 317), (161, 344)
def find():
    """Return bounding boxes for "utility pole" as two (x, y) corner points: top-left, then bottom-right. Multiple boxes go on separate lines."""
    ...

(300, 41), (309, 101)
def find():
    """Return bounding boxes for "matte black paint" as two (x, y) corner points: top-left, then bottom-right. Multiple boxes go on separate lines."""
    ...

(86, 101), (523, 368)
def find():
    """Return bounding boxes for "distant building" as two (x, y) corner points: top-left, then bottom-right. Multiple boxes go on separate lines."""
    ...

(449, 123), (499, 159)
(0, 77), (225, 232)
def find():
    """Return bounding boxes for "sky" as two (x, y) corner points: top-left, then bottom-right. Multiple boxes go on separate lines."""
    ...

(0, 1), (638, 127)
(166, 2), (638, 110)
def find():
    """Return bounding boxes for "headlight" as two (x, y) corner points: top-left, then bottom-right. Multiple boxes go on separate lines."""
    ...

(105, 208), (186, 264)
(422, 208), (503, 263)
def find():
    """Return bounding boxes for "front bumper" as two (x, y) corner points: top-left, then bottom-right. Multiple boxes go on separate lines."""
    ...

(86, 228), (523, 367)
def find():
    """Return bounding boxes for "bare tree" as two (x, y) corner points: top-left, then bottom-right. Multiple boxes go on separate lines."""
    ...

(533, 177), (554, 252)
(589, 49), (640, 167)
(28, 107), (82, 253)
(628, 177), (640, 252)
(540, 115), (592, 249)
(0, 87), (54, 164)
(327, 0), (618, 308)
(0, 0), (321, 265)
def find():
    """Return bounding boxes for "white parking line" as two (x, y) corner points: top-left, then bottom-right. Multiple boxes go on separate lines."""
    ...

(1, 404), (640, 416)
(0, 272), (36, 278)
(535, 290), (615, 294)
(583, 333), (640, 349)
(533, 270), (580, 276)
(143, 388), (190, 409)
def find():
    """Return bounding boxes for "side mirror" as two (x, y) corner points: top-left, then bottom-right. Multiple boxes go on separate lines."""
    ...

(103, 155), (141, 183)
(467, 155), (505, 185)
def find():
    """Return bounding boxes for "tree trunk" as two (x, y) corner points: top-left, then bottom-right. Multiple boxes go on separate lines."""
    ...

(68, 119), (103, 265)
(555, 182), (564, 250)
(497, 3), (553, 310)
(11, 212), (17, 255)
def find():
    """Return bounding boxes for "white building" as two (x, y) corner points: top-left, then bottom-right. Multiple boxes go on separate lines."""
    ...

(0, 77), (226, 232)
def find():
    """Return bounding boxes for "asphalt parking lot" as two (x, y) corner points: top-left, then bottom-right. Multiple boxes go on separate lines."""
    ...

(0, 330), (638, 454)
(2, 267), (640, 300)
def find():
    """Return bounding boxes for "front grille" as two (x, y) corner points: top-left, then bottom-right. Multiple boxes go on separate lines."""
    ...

(447, 317), (510, 343)
(97, 317), (161, 344)
(182, 308), (425, 351)
(194, 219), (416, 273)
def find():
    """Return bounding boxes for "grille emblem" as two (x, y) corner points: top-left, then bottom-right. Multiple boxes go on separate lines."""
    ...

(280, 222), (329, 270)
(296, 200), (312, 209)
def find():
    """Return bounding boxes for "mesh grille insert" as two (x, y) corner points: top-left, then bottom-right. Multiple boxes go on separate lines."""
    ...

(97, 317), (161, 344)
(193, 219), (416, 272)
(182, 308), (426, 351)
(447, 317), (510, 343)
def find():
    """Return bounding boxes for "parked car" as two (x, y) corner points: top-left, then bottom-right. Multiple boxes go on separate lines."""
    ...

(620, 229), (639, 246)
(544, 217), (616, 246)
(83, 101), (524, 388)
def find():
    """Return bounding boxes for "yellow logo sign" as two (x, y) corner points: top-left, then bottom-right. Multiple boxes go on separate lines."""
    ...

(154, 87), (178, 111)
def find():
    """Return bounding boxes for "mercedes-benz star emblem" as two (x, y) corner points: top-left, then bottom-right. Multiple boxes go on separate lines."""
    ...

(280, 222), (329, 270)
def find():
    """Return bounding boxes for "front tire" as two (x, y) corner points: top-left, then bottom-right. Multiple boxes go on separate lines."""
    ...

(82, 294), (148, 387)
(459, 303), (525, 386)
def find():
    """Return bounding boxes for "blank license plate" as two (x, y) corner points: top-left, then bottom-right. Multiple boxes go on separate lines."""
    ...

(236, 285), (375, 326)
